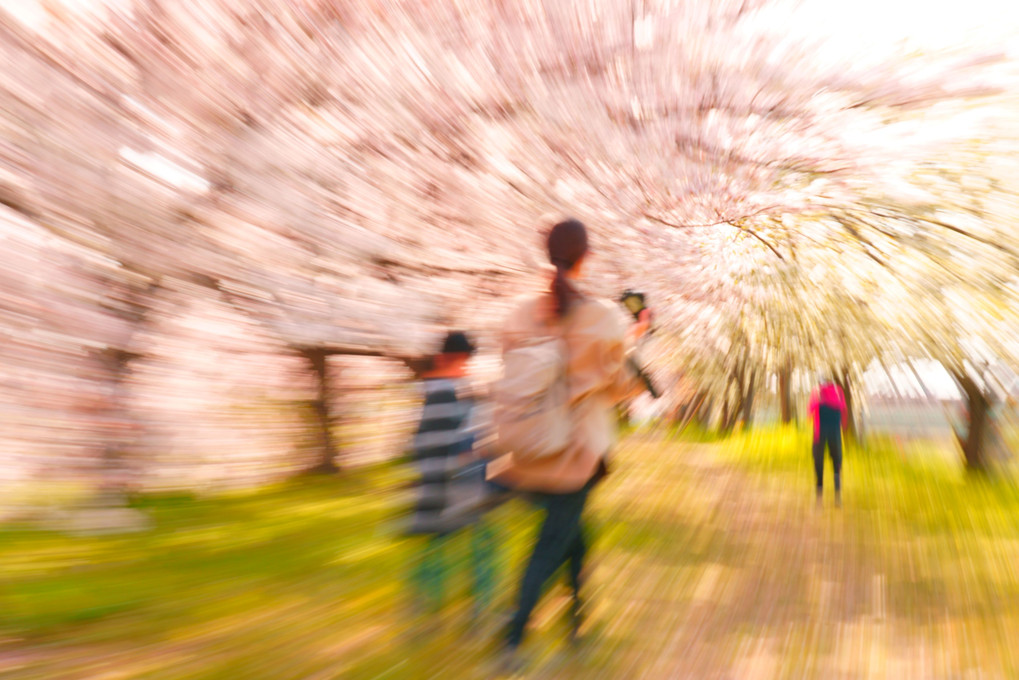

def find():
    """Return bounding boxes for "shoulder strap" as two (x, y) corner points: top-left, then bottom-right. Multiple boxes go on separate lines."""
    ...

(554, 298), (582, 385)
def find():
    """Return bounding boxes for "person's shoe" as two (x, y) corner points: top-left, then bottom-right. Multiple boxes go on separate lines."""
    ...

(568, 596), (586, 647)
(568, 615), (583, 648)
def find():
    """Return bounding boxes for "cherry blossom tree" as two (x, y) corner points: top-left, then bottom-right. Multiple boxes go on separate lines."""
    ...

(2, 0), (1018, 484)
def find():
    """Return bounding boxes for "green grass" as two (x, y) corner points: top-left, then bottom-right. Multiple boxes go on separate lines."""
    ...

(0, 464), (547, 679)
(720, 424), (1019, 535)
(5, 431), (1019, 678)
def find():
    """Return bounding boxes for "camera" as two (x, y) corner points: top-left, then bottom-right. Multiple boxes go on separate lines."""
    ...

(619, 290), (647, 322)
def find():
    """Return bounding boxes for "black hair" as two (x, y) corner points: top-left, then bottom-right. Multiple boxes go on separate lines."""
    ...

(439, 330), (476, 355)
(546, 219), (588, 318)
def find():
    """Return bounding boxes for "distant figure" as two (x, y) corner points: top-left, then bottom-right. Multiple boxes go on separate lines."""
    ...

(490, 218), (647, 665)
(809, 377), (847, 507)
(406, 331), (496, 624)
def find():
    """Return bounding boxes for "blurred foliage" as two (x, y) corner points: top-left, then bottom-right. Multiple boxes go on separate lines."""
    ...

(1, 0), (1019, 483)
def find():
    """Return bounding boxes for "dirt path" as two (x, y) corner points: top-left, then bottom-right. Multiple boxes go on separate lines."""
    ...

(513, 434), (1018, 679)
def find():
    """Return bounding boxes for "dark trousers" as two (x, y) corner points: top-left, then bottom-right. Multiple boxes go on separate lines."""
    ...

(506, 478), (594, 648)
(813, 428), (842, 492)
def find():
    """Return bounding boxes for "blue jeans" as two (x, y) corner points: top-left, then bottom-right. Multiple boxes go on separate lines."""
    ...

(813, 428), (842, 492)
(506, 477), (595, 647)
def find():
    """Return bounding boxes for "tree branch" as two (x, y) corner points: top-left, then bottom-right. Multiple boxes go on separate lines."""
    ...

(643, 211), (785, 260)
(727, 220), (786, 261)
(831, 216), (890, 268)
(868, 206), (1019, 262)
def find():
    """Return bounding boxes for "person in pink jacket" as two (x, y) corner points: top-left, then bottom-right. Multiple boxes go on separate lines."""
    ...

(809, 377), (847, 507)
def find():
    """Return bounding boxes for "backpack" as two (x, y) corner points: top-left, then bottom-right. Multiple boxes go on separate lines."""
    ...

(493, 327), (571, 463)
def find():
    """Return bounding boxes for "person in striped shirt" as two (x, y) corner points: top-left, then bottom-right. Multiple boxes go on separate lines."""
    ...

(407, 331), (497, 623)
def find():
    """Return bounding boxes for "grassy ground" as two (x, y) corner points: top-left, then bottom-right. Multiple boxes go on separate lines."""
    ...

(4, 428), (1019, 678)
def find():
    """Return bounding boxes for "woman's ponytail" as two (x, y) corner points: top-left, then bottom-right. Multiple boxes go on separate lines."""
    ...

(546, 219), (589, 319)
(551, 260), (573, 319)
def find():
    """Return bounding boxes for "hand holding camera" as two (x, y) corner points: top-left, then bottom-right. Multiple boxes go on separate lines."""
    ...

(620, 291), (653, 337)
(629, 308), (652, 344)
(618, 291), (660, 399)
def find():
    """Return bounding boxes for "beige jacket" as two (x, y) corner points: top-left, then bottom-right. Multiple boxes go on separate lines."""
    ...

(487, 289), (640, 493)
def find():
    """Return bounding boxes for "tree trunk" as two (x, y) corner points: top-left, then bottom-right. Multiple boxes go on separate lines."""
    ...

(722, 360), (746, 434)
(779, 362), (793, 424)
(300, 348), (340, 474)
(952, 370), (991, 472)
(835, 369), (857, 442)
(878, 358), (905, 400)
(967, 395), (990, 472)
(741, 370), (756, 430)
(90, 346), (144, 503)
(88, 279), (160, 503)
(719, 388), (732, 434)
(731, 391), (746, 430)
(906, 359), (936, 402)
(679, 390), (707, 429)
(722, 365), (747, 434)
(696, 396), (714, 428)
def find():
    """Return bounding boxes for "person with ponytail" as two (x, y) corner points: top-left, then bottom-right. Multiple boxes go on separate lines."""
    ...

(495, 218), (649, 665)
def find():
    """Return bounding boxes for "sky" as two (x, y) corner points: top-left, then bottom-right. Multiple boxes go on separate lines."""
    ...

(775, 0), (1019, 58)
